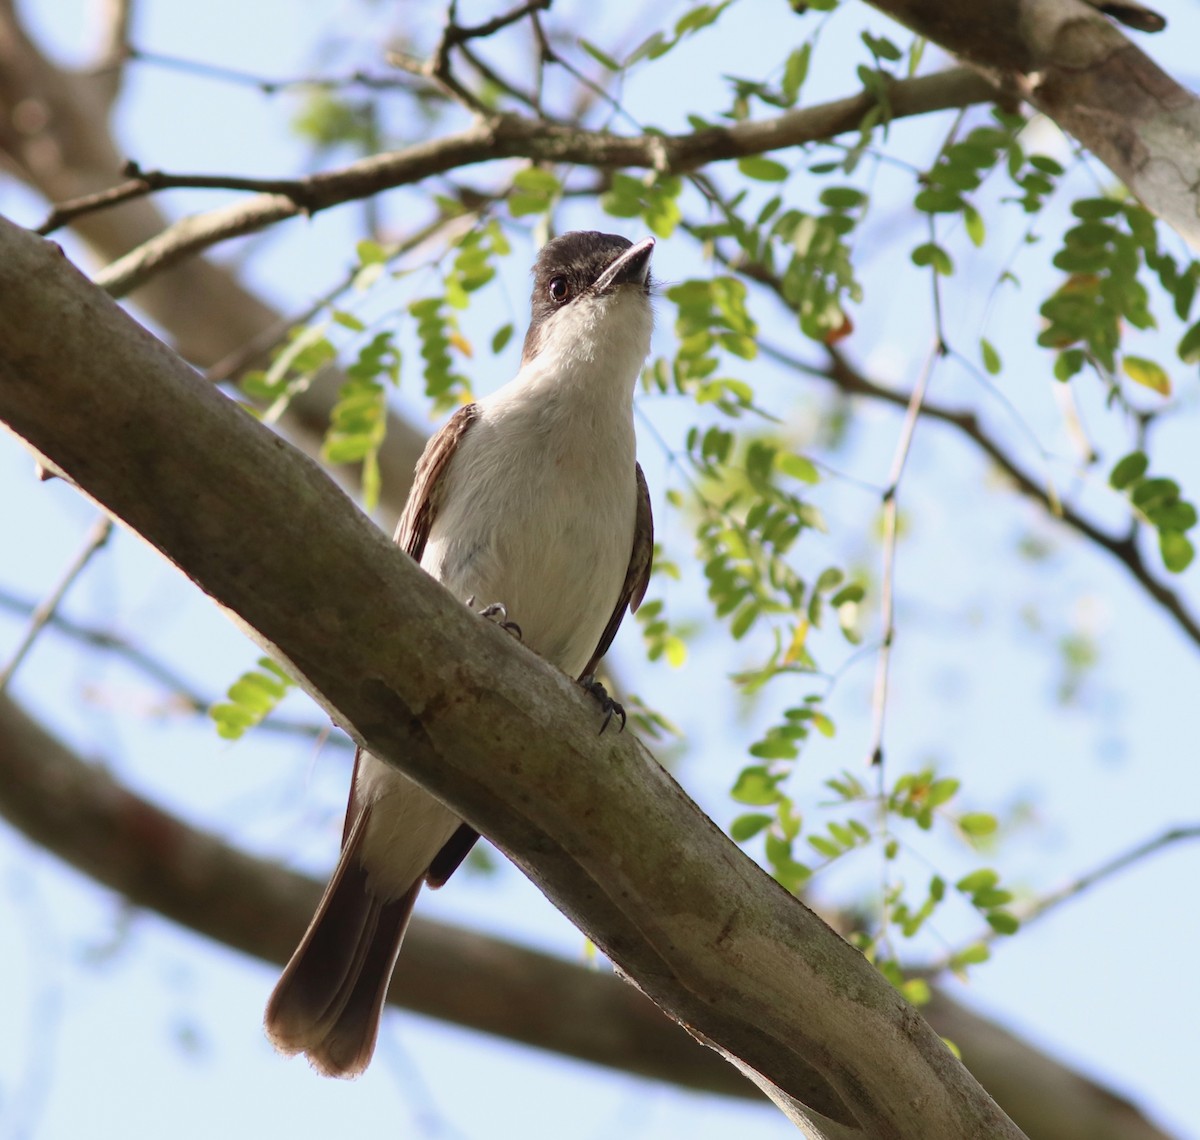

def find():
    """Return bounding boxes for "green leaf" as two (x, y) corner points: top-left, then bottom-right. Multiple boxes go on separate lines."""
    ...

(578, 38), (620, 71)
(1072, 197), (1123, 220)
(737, 156), (790, 182)
(513, 167), (562, 194)
(911, 242), (953, 275)
(807, 835), (841, 858)
(491, 323), (514, 354)
(811, 712), (836, 738)
(331, 309), (367, 332)
(210, 658), (296, 741)
(730, 812), (773, 841)
(980, 338), (1001, 375)
(861, 31), (902, 60)
(782, 44), (811, 101)
(777, 453), (819, 483)
(1160, 530), (1195, 573)
(949, 942), (991, 969)
(1178, 319), (1200, 363)
(1130, 477), (1179, 511)
(956, 868), (999, 892)
(959, 812), (998, 837)
(972, 887), (1014, 908)
(963, 203), (986, 247)
(1122, 355), (1171, 396)
(819, 187), (867, 210)
(1109, 451), (1148, 490)
(985, 911), (1021, 935)
(830, 583), (865, 606)
(927, 777), (960, 807)
(731, 766), (782, 805)
(355, 239), (388, 265)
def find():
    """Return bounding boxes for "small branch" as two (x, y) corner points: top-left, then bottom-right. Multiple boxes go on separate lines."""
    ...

(867, 340), (944, 770)
(0, 515), (112, 692)
(37, 160), (325, 236)
(119, 46), (426, 95)
(931, 824), (1200, 973)
(443, 0), (552, 47)
(1017, 824), (1200, 928)
(84, 67), (997, 298)
(0, 587), (348, 745)
(762, 341), (1200, 653)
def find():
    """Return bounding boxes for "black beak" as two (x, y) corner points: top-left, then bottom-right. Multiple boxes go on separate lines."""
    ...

(594, 236), (655, 293)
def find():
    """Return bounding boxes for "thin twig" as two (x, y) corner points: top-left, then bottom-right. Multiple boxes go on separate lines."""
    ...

(930, 824), (1200, 974)
(117, 46), (425, 95)
(445, 0), (552, 47)
(38, 160), (324, 236)
(0, 516), (113, 692)
(85, 68), (997, 298)
(867, 339), (944, 769)
(0, 587), (350, 745)
(811, 344), (1200, 650)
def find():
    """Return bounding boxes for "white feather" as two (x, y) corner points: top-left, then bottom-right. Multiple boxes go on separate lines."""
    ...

(357, 274), (653, 897)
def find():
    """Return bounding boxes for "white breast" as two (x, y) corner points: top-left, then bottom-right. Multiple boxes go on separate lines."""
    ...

(421, 379), (637, 678)
(355, 277), (650, 898)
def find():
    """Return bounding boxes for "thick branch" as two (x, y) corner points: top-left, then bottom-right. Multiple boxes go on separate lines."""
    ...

(0, 2), (425, 522)
(0, 690), (1176, 1140)
(866, 0), (1200, 248)
(0, 217), (1024, 1137)
(92, 68), (998, 297)
(0, 691), (747, 1098)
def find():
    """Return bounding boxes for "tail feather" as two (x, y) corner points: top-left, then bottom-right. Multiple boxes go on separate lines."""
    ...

(264, 808), (421, 1078)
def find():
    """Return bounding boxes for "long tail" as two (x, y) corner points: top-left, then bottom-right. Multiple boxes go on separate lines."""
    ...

(264, 809), (420, 1078)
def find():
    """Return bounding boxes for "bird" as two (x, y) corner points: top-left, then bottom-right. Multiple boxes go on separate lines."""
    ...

(264, 230), (656, 1078)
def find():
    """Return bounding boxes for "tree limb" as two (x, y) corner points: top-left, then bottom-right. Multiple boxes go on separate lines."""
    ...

(0, 213), (1028, 1137)
(801, 344), (1200, 650)
(0, 1), (426, 522)
(866, 0), (1200, 248)
(0, 680), (1176, 1138)
(91, 68), (999, 298)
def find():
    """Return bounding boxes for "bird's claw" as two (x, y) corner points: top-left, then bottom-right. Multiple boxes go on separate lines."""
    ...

(580, 674), (626, 734)
(467, 598), (523, 641)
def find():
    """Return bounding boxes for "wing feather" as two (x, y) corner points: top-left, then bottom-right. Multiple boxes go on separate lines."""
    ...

(394, 403), (480, 562)
(580, 462), (654, 680)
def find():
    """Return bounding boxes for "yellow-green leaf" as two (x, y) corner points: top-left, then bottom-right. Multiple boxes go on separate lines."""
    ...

(1122, 355), (1171, 395)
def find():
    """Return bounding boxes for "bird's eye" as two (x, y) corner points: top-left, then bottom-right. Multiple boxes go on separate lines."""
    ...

(548, 276), (571, 304)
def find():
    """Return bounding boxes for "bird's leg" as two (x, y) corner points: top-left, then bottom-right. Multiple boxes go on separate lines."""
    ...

(579, 674), (626, 734)
(465, 596), (523, 641)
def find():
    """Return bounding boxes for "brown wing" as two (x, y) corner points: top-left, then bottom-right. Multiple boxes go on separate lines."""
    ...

(344, 403), (479, 845)
(394, 403), (480, 562)
(580, 462), (654, 680)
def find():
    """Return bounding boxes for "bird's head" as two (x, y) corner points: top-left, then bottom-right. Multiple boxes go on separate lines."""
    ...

(521, 231), (655, 384)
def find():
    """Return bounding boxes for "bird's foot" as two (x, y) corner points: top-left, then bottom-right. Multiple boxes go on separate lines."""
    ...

(580, 674), (626, 734)
(465, 597), (523, 641)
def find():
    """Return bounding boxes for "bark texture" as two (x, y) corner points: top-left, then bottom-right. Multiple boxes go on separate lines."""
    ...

(0, 216), (1028, 1139)
(868, 0), (1200, 248)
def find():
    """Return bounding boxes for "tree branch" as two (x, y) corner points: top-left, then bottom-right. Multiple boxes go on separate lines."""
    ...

(90, 68), (999, 298)
(0, 213), (1029, 1137)
(0, 1), (427, 524)
(0, 515), (112, 691)
(757, 341), (1200, 653)
(0, 691), (1176, 1139)
(866, 0), (1200, 248)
